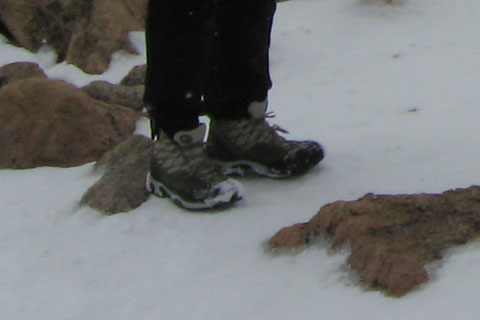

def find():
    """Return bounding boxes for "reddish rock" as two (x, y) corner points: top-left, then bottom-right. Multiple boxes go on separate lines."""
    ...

(269, 187), (480, 296)
(0, 77), (140, 168)
(268, 223), (311, 249)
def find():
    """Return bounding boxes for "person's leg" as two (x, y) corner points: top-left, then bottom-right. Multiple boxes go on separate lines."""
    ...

(205, 0), (276, 120)
(206, 0), (324, 178)
(144, 0), (217, 138)
(144, 0), (243, 210)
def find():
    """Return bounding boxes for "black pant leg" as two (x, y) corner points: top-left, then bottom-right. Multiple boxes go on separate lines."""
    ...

(205, 0), (276, 120)
(144, 0), (218, 138)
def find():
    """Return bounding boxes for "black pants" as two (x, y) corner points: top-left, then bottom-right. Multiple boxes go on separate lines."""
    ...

(144, 0), (276, 138)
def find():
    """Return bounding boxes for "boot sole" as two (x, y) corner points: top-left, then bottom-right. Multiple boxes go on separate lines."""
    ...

(219, 148), (324, 179)
(146, 173), (243, 211)
(220, 160), (289, 178)
(208, 138), (324, 179)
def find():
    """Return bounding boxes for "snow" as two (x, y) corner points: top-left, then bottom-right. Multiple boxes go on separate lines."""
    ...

(1, 0), (480, 318)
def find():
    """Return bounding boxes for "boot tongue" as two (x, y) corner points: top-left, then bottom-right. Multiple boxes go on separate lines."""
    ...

(173, 123), (206, 146)
(248, 100), (268, 119)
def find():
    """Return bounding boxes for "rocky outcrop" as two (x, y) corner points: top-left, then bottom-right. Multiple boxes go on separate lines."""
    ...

(80, 135), (153, 214)
(0, 62), (47, 89)
(0, 77), (140, 168)
(0, 0), (148, 74)
(269, 187), (480, 297)
(81, 80), (144, 111)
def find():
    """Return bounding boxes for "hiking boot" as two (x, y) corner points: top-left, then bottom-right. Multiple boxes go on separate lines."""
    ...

(207, 101), (324, 178)
(146, 124), (244, 210)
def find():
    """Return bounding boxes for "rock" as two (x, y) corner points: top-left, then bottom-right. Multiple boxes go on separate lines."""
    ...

(66, 0), (145, 74)
(0, 62), (47, 89)
(268, 223), (311, 249)
(120, 64), (146, 87)
(82, 80), (144, 111)
(122, 0), (149, 25)
(80, 135), (153, 214)
(0, 0), (148, 74)
(269, 187), (480, 296)
(0, 18), (15, 42)
(0, 0), (82, 61)
(0, 77), (140, 168)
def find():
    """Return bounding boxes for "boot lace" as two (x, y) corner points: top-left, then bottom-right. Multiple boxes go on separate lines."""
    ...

(182, 142), (222, 181)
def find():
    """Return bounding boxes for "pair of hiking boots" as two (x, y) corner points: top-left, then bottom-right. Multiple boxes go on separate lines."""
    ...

(146, 102), (324, 210)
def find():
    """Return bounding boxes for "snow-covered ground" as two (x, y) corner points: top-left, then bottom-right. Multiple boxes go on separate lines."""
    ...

(2, 0), (480, 319)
